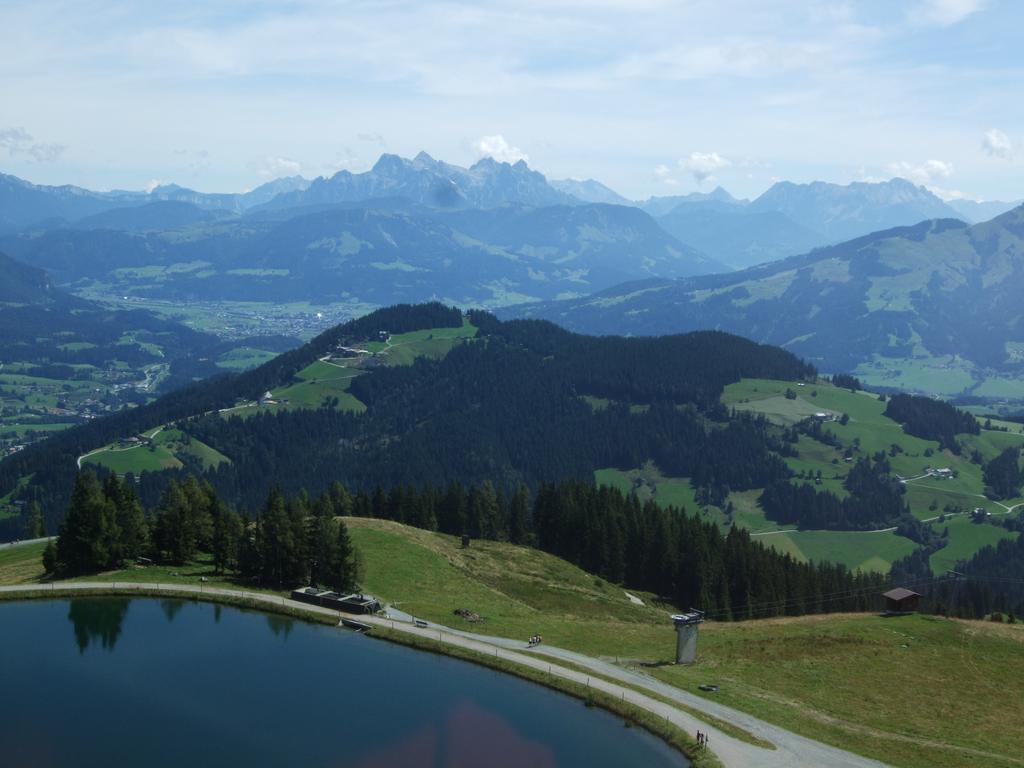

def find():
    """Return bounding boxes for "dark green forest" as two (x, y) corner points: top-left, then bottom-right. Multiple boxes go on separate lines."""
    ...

(884, 393), (979, 453)
(47, 471), (884, 620)
(1, 303), (812, 536)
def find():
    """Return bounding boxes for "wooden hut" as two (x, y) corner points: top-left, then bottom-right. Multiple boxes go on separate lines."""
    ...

(881, 587), (921, 615)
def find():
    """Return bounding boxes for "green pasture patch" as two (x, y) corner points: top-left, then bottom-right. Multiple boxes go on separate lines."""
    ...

(270, 360), (366, 412)
(928, 515), (1019, 575)
(215, 346), (279, 371)
(853, 356), (977, 396)
(83, 441), (182, 474)
(153, 428), (230, 469)
(754, 529), (917, 573)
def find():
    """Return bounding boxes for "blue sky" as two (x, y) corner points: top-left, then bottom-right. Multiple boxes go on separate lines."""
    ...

(0, 0), (1020, 201)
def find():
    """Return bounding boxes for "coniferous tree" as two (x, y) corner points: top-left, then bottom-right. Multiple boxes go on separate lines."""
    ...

(509, 485), (531, 544)
(210, 495), (243, 574)
(42, 540), (58, 574)
(258, 489), (299, 588)
(152, 481), (189, 564)
(55, 473), (120, 574)
(103, 475), (147, 563)
(325, 517), (359, 593)
(25, 501), (46, 539)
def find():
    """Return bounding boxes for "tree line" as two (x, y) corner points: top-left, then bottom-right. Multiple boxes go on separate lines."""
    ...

(983, 447), (1022, 500)
(891, 516), (1024, 620)
(759, 457), (908, 530)
(44, 469), (887, 620)
(44, 473), (360, 593)
(884, 393), (979, 453)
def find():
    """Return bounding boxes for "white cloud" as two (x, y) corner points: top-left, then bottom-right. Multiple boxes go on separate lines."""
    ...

(927, 185), (968, 201)
(680, 151), (730, 184)
(250, 155), (303, 179)
(653, 164), (678, 186)
(357, 132), (385, 145)
(473, 135), (529, 164)
(982, 128), (1014, 161)
(145, 179), (163, 193)
(910, 0), (986, 26)
(0, 126), (65, 162)
(886, 159), (953, 185)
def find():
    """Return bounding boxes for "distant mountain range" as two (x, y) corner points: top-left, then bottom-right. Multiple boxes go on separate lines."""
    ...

(265, 152), (577, 211)
(1, 153), (1020, 313)
(508, 205), (1024, 397)
(0, 199), (721, 307)
(0, 172), (310, 233)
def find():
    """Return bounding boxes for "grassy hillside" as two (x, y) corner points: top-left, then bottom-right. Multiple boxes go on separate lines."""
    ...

(348, 520), (1024, 768)
(597, 377), (1023, 574)
(2, 519), (1021, 768)
(82, 426), (229, 475)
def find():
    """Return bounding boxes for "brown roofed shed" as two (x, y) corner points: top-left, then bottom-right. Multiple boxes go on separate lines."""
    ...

(882, 587), (921, 614)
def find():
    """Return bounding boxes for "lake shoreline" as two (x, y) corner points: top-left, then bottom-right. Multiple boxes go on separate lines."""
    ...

(0, 583), (712, 768)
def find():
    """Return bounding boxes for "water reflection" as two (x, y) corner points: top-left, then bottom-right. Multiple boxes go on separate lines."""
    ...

(67, 599), (131, 653)
(354, 701), (558, 768)
(160, 599), (185, 623)
(266, 614), (294, 639)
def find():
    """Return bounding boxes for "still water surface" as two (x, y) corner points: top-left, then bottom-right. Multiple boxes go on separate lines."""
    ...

(0, 598), (688, 767)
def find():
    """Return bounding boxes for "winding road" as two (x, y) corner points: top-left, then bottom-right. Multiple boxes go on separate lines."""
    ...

(0, 581), (889, 768)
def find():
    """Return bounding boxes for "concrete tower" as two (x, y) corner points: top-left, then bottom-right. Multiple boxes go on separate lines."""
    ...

(671, 610), (704, 664)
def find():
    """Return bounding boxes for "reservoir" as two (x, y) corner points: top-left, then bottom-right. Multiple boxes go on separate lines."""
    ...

(0, 598), (688, 767)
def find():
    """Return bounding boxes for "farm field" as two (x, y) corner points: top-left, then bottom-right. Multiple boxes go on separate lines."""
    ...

(753, 529), (918, 574)
(928, 514), (1019, 575)
(360, 317), (478, 365)
(215, 346), (280, 371)
(595, 465), (728, 527)
(82, 427), (229, 475)
(267, 359), (367, 413)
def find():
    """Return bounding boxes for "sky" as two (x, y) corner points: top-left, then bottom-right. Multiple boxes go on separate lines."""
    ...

(0, 0), (1021, 202)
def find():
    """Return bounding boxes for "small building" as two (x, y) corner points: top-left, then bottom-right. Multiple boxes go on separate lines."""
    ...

(291, 587), (382, 615)
(882, 587), (921, 615)
(259, 391), (275, 405)
(930, 468), (954, 478)
(812, 411), (835, 422)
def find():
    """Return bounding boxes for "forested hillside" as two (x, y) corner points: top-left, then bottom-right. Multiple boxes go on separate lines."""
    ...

(0, 303), (812, 537)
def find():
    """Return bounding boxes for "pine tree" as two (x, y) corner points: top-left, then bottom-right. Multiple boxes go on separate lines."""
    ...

(104, 475), (147, 563)
(24, 500), (46, 539)
(509, 485), (531, 544)
(42, 540), (58, 574)
(56, 473), (120, 574)
(325, 517), (358, 593)
(258, 489), (298, 588)
(152, 481), (195, 564)
(210, 496), (243, 574)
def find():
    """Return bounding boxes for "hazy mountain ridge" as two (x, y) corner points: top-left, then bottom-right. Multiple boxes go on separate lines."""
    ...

(0, 200), (717, 306)
(747, 178), (962, 242)
(0, 251), (58, 304)
(263, 152), (578, 211)
(508, 207), (1024, 392)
